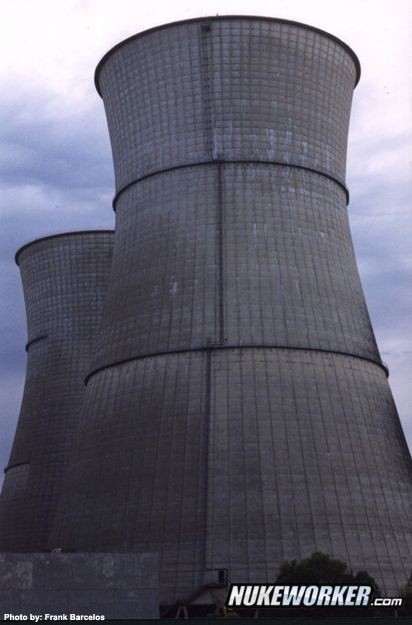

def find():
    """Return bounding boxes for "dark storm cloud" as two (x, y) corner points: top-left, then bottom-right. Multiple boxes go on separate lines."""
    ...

(0, 98), (114, 190)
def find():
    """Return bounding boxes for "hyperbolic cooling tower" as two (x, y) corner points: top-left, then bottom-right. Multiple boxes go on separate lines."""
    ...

(0, 231), (114, 552)
(50, 17), (412, 600)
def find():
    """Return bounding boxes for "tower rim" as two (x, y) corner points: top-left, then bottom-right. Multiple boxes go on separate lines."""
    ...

(15, 229), (115, 266)
(94, 15), (361, 96)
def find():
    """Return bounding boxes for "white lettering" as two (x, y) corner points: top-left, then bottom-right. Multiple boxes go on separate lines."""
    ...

(271, 585), (284, 606)
(282, 585), (307, 606)
(256, 585), (274, 605)
(303, 585), (319, 606)
(331, 585), (348, 605)
(355, 585), (371, 606)
(317, 585), (333, 605)
(226, 584), (245, 606)
(242, 585), (259, 606)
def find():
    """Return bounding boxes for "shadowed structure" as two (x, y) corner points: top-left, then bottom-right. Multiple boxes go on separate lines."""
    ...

(49, 17), (412, 602)
(0, 231), (114, 552)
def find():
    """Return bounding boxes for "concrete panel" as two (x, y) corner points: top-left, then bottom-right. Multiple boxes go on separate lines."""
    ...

(90, 164), (380, 373)
(97, 17), (358, 191)
(51, 351), (412, 600)
(0, 553), (158, 619)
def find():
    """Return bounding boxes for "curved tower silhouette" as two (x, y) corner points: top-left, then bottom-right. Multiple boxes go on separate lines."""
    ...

(50, 17), (412, 601)
(0, 231), (114, 552)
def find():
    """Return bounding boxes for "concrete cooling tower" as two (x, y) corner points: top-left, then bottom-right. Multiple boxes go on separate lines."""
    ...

(49, 17), (412, 603)
(0, 231), (114, 552)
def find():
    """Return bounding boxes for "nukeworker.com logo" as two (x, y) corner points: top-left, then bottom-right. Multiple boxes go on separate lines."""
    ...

(225, 584), (403, 609)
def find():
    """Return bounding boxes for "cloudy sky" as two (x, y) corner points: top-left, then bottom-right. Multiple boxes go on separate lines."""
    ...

(1, 0), (411, 481)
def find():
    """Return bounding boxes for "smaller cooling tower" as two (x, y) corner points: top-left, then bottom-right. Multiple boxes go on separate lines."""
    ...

(0, 231), (114, 552)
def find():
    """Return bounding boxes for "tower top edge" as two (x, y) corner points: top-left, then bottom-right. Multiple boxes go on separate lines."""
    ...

(94, 15), (361, 96)
(15, 229), (115, 266)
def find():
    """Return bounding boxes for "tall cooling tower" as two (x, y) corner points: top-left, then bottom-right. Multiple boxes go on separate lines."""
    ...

(0, 231), (114, 552)
(50, 17), (412, 601)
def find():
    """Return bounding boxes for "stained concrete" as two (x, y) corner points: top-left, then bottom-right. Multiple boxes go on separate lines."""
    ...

(0, 552), (158, 619)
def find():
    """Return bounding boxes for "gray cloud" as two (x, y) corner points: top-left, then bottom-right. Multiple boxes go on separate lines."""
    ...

(348, 137), (412, 447)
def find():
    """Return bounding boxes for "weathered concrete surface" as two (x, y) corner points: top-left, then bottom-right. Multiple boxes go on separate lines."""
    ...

(49, 16), (412, 602)
(0, 232), (114, 552)
(0, 552), (159, 619)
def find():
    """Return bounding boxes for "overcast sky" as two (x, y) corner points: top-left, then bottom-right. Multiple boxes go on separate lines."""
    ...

(1, 0), (411, 481)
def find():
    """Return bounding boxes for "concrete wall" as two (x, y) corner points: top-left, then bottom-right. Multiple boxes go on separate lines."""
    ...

(0, 552), (158, 619)
(96, 18), (358, 190)
(50, 17), (412, 602)
(90, 166), (380, 369)
(0, 232), (114, 552)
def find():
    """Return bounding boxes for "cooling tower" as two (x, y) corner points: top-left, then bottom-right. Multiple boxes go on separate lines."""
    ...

(50, 17), (412, 601)
(0, 231), (114, 552)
